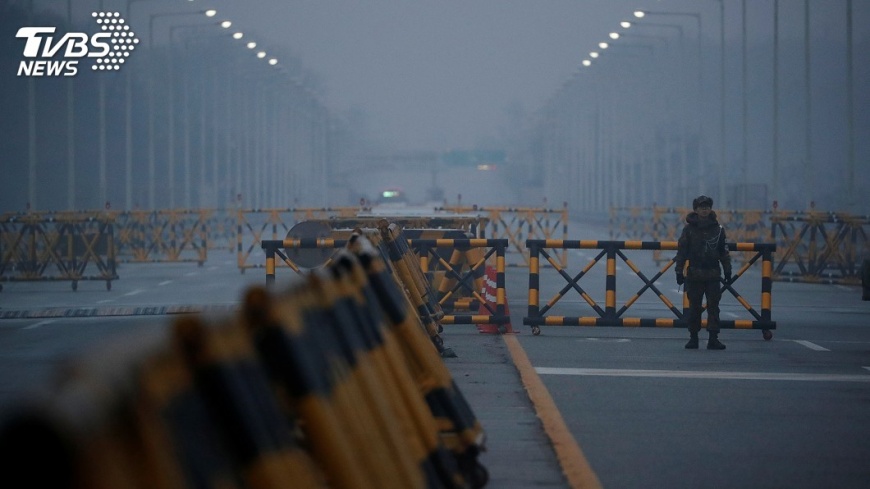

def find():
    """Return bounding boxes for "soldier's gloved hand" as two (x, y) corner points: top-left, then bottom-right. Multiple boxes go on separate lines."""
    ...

(676, 273), (684, 286)
(723, 270), (733, 285)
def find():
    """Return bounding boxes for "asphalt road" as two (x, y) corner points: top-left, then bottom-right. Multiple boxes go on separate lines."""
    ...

(1, 230), (868, 488)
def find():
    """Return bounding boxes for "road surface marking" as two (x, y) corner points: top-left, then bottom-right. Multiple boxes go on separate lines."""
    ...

(864, 367), (870, 373)
(208, 266), (218, 271)
(725, 312), (738, 318)
(96, 299), (115, 304)
(184, 272), (199, 277)
(793, 340), (830, 352)
(535, 367), (870, 383)
(504, 335), (603, 489)
(123, 289), (144, 297)
(24, 319), (56, 330)
(158, 280), (173, 286)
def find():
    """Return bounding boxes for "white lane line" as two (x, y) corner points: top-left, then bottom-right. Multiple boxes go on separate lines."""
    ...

(158, 280), (173, 286)
(534, 367), (870, 382)
(184, 272), (199, 277)
(864, 367), (870, 373)
(207, 266), (218, 271)
(725, 312), (738, 318)
(123, 289), (145, 297)
(96, 299), (115, 304)
(24, 319), (56, 330)
(793, 340), (830, 352)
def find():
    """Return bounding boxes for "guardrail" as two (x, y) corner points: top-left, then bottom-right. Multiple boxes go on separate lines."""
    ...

(523, 239), (776, 339)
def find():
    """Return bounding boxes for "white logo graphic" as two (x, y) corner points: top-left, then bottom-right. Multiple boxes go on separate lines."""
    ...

(16, 12), (139, 77)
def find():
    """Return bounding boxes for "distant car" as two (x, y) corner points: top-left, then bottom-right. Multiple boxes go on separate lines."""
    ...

(376, 188), (408, 205)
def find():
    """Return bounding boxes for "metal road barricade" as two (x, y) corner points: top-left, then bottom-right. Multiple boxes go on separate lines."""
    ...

(524, 239), (776, 339)
(0, 213), (118, 291)
(771, 211), (870, 285)
(247, 241), (488, 487)
(261, 225), (452, 356)
(437, 205), (569, 268)
(235, 207), (363, 272)
(407, 237), (510, 330)
(611, 206), (869, 284)
(113, 209), (209, 265)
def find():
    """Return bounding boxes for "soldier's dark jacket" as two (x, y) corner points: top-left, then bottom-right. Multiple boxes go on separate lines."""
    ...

(675, 211), (732, 281)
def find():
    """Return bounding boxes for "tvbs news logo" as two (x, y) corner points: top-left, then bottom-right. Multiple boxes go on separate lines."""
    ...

(16, 12), (139, 77)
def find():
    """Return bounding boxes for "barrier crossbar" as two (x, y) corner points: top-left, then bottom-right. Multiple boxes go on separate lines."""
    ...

(406, 238), (510, 327)
(524, 239), (776, 338)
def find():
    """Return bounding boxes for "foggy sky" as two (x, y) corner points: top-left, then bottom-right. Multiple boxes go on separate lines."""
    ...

(200, 0), (661, 151)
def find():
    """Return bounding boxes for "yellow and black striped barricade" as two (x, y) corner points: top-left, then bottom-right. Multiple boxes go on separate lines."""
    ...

(524, 240), (777, 340)
(171, 315), (327, 489)
(437, 205), (569, 269)
(235, 207), (366, 272)
(771, 211), (870, 285)
(114, 209), (209, 265)
(262, 230), (456, 357)
(406, 237), (509, 331)
(350, 237), (488, 487)
(242, 275), (436, 488)
(0, 214), (118, 291)
(378, 224), (446, 329)
(403, 229), (484, 314)
(0, 328), (241, 488)
(330, 251), (472, 488)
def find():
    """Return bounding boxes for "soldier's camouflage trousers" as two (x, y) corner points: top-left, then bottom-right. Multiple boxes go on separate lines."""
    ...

(686, 279), (721, 335)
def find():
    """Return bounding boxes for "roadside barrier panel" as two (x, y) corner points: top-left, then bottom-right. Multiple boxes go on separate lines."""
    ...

(406, 238), (510, 330)
(349, 238), (488, 486)
(245, 241), (488, 487)
(524, 239), (776, 339)
(0, 213), (118, 291)
(437, 205), (569, 268)
(261, 225), (452, 357)
(611, 206), (870, 284)
(235, 207), (368, 272)
(771, 211), (869, 285)
(113, 209), (209, 265)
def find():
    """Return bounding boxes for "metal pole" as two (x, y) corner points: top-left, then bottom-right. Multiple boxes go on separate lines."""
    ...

(846, 0), (854, 211)
(741, 0), (748, 207)
(718, 0), (726, 203)
(66, 0), (75, 210)
(804, 0), (812, 208)
(772, 0), (779, 206)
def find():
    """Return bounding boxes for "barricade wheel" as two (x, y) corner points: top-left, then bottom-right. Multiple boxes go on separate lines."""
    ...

(532, 326), (541, 336)
(762, 329), (773, 341)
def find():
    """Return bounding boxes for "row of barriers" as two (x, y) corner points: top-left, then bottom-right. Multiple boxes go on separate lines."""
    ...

(0, 214), (118, 291)
(0, 233), (489, 488)
(1, 205), (567, 287)
(261, 220), (513, 348)
(261, 222), (777, 340)
(610, 206), (869, 284)
(524, 240), (776, 338)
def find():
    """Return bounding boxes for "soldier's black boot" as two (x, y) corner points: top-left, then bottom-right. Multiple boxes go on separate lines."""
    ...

(707, 332), (726, 350)
(685, 333), (699, 349)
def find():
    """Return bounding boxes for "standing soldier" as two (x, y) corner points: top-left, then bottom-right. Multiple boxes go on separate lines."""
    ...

(675, 195), (732, 350)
